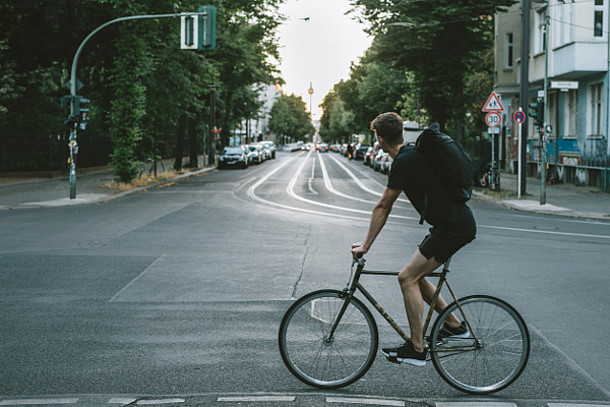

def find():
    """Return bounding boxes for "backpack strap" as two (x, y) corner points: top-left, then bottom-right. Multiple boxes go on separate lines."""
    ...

(419, 193), (428, 225)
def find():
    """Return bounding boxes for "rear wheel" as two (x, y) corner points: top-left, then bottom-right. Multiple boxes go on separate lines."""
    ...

(429, 295), (530, 394)
(278, 290), (378, 389)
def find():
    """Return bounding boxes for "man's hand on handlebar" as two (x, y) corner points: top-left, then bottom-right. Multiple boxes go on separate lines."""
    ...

(351, 242), (367, 259)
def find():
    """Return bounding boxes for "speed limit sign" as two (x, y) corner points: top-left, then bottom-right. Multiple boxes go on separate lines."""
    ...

(485, 111), (502, 127)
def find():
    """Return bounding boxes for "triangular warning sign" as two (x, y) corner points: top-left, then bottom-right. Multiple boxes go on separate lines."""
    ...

(482, 91), (504, 112)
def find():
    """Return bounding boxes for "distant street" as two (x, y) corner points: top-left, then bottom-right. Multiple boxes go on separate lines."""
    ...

(1, 150), (609, 406)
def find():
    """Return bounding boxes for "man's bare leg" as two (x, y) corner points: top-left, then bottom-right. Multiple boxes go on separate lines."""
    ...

(419, 278), (461, 327)
(397, 249), (442, 352)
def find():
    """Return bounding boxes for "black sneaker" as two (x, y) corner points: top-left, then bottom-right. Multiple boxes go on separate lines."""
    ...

(380, 341), (427, 366)
(438, 321), (470, 340)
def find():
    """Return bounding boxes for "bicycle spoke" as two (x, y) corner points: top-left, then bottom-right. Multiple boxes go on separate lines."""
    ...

(279, 290), (378, 389)
(430, 296), (529, 394)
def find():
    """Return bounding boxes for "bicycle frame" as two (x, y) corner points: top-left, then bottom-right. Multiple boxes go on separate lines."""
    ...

(327, 257), (479, 350)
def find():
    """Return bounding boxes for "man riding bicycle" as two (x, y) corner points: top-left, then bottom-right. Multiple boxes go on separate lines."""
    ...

(351, 112), (477, 366)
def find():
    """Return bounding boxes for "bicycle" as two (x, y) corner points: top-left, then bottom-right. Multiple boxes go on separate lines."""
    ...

(278, 255), (530, 394)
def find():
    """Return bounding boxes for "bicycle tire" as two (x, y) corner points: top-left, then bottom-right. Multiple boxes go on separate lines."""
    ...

(278, 289), (378, 389)
(429, 295), (530, 394)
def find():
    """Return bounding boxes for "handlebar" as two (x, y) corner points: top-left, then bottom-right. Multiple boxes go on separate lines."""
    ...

(352, 252), (366, 267)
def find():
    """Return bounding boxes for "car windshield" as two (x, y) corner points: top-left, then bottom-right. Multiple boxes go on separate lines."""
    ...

(222, 147), (243, 155)
(248, 146), (258, 151)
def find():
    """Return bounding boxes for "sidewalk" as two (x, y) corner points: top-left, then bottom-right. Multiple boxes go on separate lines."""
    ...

(0, 166), (609, 220)
(0, 163), (215, 210)
(473, 172), (610, 221)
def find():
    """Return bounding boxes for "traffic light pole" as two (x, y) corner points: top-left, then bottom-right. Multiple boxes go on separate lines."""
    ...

(68, 10), (210, 198)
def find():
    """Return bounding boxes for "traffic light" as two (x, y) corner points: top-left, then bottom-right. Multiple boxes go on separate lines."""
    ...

(78, 97), (90, 130)
(78, 97), (90, 122)
(528, 100), (544, 128)
(198, 5), (216, 50)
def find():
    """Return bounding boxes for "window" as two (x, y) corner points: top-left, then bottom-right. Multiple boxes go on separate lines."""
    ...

(588, 83), (603, 137)
(563, 90), (578, 138)
(535, 8), (547, 53)
(594, 0), (604, 37)
(555, 1), (572, 46)
(505, 33), (514, 69)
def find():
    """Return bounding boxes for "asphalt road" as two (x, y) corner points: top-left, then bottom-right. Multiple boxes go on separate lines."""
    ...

(1, 150), (609, 406)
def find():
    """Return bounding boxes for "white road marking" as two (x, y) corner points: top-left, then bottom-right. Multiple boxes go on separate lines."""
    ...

(135, 398), (184, 404)
(246, 154), (610, 240)
(0, 400), (78, 405)
(218, 396), (296, 402)
(327, 396), (405, 406)
(436, 403), (517, 407)
(108, 253), (167, 302)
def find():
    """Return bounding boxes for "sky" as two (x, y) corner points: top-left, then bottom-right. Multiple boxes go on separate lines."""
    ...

(276, 0), (372, 120)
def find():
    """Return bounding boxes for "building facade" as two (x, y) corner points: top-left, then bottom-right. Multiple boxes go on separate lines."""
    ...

(495, 0), (610, 189)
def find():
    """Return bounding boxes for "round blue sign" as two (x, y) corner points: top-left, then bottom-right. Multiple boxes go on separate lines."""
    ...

(514, 111), (525, 123)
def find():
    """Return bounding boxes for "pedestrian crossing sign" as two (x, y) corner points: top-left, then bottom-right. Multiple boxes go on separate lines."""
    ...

(482, 91), (504, 112)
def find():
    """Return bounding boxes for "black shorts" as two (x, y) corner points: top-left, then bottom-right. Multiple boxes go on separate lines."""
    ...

(418, 217), (476, 263)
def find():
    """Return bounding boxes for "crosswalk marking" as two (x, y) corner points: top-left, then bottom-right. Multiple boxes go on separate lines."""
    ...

(436, 403), (517, 407)
(327, 397), (405, 406)
(0, 400), (78, 406)
(548, 404), (610, 407)
(218, 396), (296, 402)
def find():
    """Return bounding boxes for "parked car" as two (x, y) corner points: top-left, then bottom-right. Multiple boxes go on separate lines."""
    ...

(218, 146), (248, 169)
(354, 144), (370, 160)
(367, 142), (380, 167)
(373, 149), (385, 171)
(259, 141), (276, 158)
(316, 143), (329, 152)
(256, 143), (271, 160)
(246, 144), (264, 164)
(381, 152), (392, 174)
(364, 146), (374, 166)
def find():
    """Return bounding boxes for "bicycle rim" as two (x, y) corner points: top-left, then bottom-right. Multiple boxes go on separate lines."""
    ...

(278, 290), (378, 389)
(430, 295), (530, 394)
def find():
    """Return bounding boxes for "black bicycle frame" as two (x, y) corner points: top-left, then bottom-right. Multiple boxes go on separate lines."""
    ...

(327, 257), (479, 347)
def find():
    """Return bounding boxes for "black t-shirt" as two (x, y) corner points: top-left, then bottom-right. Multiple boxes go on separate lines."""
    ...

(387, 144), (474, 229)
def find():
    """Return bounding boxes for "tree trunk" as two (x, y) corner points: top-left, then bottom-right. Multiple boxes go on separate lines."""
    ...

(188, 115), (198, 167)
(174, 114), (187, 171)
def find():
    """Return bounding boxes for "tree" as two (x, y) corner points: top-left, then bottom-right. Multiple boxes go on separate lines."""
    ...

(0, 0), (284, 178)
(350, 0), (515, 142)
(269, 93), (315, 142)
(319, 86), (355, 143)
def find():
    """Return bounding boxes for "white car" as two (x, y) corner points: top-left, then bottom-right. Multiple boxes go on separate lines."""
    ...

(381, 152), (392, 174)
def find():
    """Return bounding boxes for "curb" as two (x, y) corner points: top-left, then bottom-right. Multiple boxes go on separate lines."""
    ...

(0, 166), (217, 210)
(473, 190), (609, 221)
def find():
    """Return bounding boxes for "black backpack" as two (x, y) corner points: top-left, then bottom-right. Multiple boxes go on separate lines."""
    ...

(415, 123), (473, 222)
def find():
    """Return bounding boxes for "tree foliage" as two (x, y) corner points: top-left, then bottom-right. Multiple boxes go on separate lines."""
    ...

(0, 0), (282, 182)
(268, 93), (315, 142)
(319, 50), (412, 143)
(347, 0), (516, 143)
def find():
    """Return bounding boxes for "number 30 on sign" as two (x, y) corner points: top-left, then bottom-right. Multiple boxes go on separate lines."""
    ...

(485, 111), (502, 127)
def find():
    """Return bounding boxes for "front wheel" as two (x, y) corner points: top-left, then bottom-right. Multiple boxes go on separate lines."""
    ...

(278, 290), (378, 389)
(429, 295), (530, 394)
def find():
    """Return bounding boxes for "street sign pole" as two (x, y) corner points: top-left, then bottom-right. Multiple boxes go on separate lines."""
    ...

(514, 108), (525, 198)
(518, 121), (523, 198)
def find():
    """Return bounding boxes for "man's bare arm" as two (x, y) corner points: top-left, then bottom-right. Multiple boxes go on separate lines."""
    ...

(352, 187), (401, 256)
